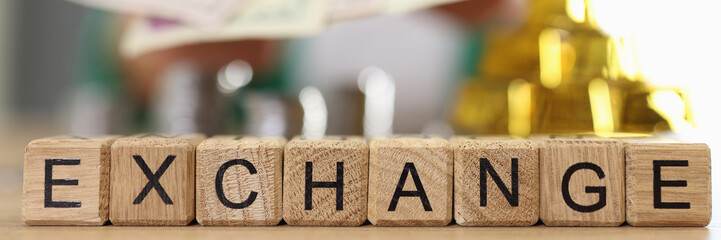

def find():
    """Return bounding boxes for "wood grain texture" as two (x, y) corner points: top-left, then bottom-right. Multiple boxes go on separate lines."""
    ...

(3, 177), (720, 240)
(283, 136), (368, 226)
(196, 136), (285, 226)
(23, 135), (119, 225)
(540, 139), (625, 226)
(624, 140), (711, 226)
(452, 136), (539, 226)
(368, 135), (453, 226)
(110, 134), (205, 226)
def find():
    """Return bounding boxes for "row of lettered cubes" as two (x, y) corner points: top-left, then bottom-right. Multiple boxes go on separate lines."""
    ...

(23, 134), (711, 227)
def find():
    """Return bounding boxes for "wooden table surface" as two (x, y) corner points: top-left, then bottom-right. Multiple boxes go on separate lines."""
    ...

(1, 187), (717, 240)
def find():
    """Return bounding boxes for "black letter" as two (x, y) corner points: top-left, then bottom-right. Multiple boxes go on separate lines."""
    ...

(133, 155), (175, 205)
(562, 162), (606, 212)
(215, 159), (258, 209)
(388, 162), (432, 211)
(305, 162), (344, 210)
(480, 158), (518, 207)
(653, 160), (690, 209)
(44, 159), (81, 208)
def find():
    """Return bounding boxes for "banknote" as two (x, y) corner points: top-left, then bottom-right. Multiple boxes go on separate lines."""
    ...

(385, 0), (464, 14)
(120, 0), (329, 58)
(329, 0), (385, 22)
(329, 0), (465, 21)
(119, 0), (464, 57)
(69, 0), (256, 26)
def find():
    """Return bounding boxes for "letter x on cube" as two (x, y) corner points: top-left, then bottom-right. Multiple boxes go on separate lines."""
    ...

(109, 134), (205, 226)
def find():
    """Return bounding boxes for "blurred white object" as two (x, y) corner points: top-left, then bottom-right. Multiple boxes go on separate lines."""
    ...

(69, 86), (113, 135)
(299, 86), (328, 139)
(121, 0), (329, 58)
(421, 120), (454, 139)
(244, 92), (287, 137)
(152, 61), (203, 134)
(290, 11), (462, 134)
(217, 60), (253, 95)
(358, 67), (395, 139)
(69, 0), (254, 26)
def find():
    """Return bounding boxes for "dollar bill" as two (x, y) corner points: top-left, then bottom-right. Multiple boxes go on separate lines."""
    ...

(329, 0), (385, 22)
(385, 0), (464, 14)
(329, 0), (465, 21)
(120, 0), (329, 58)
(119, 0), (464, 57)
(69, 0), (256, 26)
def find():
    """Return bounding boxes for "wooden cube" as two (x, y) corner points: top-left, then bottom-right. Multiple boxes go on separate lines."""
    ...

(23, 135), (119, 225)
(109, 134), (205, 225)
(283, 136), (368, 226)
(625, 140), (711, 226)
(539, 139), (625, 226)
(368, 135), (453, 226)
(452, 136), (539, 226)
(196, 136), (286, 226)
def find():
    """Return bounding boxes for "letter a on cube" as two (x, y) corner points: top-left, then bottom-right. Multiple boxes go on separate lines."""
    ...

(23, 135), (119, 225)
(110, 134), (205, 226)
(368, 135), (453, 226)
(283, 136), (368, 226)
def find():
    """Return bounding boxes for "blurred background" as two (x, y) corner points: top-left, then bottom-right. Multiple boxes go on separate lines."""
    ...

(0, 0), (720, 223)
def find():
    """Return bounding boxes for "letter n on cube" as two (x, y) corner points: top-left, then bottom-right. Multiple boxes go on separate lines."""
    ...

(452, 137), (539, 226)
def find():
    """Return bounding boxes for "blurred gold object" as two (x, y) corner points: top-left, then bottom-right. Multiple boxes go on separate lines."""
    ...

(452, 0), (694, 136)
